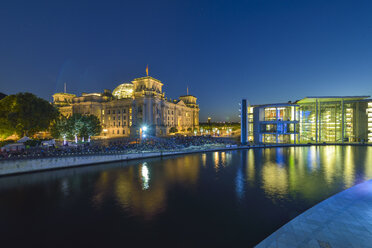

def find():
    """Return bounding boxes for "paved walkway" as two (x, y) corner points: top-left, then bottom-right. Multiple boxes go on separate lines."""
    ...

(256, 179), (372, 248)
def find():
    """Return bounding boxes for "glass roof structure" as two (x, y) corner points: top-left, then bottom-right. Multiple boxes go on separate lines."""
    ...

(112, 83), (134, 99)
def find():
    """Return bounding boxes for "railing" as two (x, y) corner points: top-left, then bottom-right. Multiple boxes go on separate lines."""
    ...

(0, 144), (231, 161)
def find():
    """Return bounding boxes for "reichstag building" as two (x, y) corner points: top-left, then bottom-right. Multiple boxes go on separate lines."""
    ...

(53, 75), (199, 138)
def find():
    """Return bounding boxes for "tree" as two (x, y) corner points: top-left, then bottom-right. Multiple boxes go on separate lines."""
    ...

(50, 116), (71, 144)
(169, 127), (178, 133)
(80, 115), (102, 142)
(0, 117), (14, 139)
(51, 114), (101, 143)
(67, 113), (84, 143)
(0, 92), (6, 100)
(0, 93), (59, 137)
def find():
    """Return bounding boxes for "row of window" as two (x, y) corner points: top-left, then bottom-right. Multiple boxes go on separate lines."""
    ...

(104, 108), (190, 117)
(112, 121), (127, 127)
(111, 116), (127, 121)
(112, 129), (126, 135)
(105, 108), (130, 115)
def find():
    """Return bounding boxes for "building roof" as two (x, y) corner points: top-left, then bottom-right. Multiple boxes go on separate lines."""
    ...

(252, 102), (299, 108)
(132, 76), (163, 85)
(179, 95), (197, 98)
(297, 96), (370, 104)
(52, 92), (76, 97)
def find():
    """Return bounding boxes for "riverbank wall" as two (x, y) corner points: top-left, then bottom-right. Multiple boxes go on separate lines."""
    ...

(1, 142), (371, 177)
(0, 146), (238, 176)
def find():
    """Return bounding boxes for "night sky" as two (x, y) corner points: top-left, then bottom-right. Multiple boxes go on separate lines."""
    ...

(1, 0), (372, 121)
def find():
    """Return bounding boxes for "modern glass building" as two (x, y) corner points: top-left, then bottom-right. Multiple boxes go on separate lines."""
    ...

(248, 103), (299, 144)
(242, 96), (372, 144)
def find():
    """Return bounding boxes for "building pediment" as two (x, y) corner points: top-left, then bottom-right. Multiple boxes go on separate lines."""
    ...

(176, 100), (187, 107)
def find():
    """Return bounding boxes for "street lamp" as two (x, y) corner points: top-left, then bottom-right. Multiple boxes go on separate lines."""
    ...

(140, 125), (148, 140)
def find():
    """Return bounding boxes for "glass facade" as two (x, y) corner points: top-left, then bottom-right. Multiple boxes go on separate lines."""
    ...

(298, 98), (369, 143)
(368, 102), (372, 142)
(247, 96), (371, 144)
(252, 104), (299, 144)
(247, 107), (254, 141)
(299, 102), (344, 142)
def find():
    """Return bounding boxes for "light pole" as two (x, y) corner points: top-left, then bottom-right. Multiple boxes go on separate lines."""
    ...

(140, 125), (148, 142)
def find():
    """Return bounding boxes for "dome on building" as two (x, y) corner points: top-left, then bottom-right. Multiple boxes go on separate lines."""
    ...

(112, 83), (134, 99)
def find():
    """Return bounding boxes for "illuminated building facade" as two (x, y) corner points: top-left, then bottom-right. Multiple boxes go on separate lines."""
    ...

(244, 96), (372, 144)
(53, 76), (199, 137)
(297, 96), (370, 143)
(248, 103), (299, 144)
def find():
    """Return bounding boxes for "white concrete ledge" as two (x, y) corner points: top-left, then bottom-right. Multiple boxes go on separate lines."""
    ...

(256, 179), (372, 248)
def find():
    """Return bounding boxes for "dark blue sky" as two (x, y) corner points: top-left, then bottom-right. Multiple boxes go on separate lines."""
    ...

(1, 0), (372, 121)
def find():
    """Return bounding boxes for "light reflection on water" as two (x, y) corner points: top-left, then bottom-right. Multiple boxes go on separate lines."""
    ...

(0, 146), (371, 247)
(141, 162), (150, 190)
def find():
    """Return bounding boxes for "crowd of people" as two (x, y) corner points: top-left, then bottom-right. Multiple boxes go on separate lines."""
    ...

(0, 136), (238, 160)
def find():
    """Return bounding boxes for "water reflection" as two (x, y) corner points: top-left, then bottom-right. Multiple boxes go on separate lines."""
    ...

(214, 152), (219, 170)
(262, 161), (288, 198)
(365, 148), (372, 179)
(114, 167), (166, 219)
(246, 149), (255, 185)
(323, 146), (337, 184)
(344, 146), (355, 188)
(236, 151), (246, 200)
(0, 146), (372, 247)
(141, 162), (150, 190)
(202, 153), (207, 167)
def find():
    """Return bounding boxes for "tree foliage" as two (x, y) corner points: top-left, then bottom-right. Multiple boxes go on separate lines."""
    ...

(0, 118), (14, 139)
(0, 93), (59, 138)
(51, 114), (102, 141)
(0, 92), (6, 100)
(169, 127), (178, 133)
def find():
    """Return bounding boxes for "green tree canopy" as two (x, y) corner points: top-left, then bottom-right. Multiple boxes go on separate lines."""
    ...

(0, 117), (14, 139)
(0, 92), (6, 100)
(0, 93), (59, 137)
(83, 114), (102, 138)
(169, 127), (178, 133)
(50, 116), (70, 139)
(51, 114), (101, 141)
